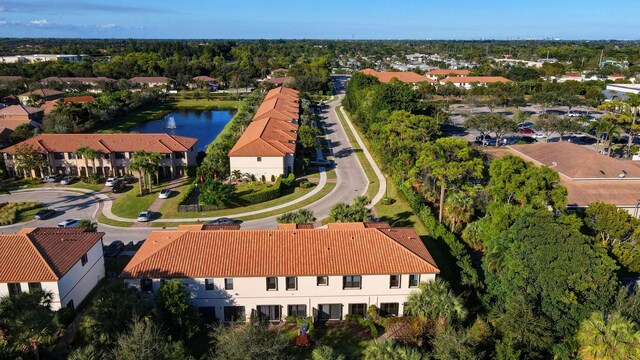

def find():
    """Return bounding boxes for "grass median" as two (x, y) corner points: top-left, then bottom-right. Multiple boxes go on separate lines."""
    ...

(110, 183), (161, 219)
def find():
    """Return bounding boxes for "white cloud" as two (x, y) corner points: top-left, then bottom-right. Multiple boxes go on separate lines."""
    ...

(30, 19), (48, 25)
(98, 23), (116, 29)
(0, 6), (5, 12)
(0, 21), (6, 25)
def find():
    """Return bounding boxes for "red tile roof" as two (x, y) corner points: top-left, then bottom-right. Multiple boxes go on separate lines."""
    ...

(18, 88), (64, 98)
(0, 228), (103, 282)
(426, 69), (471, 76)
(121, 224), (439, 279)
(440, 76), (511, 84)
(229, 87), (299, 157)
(0, 104), (43, 116)
(3, 133), (197, 154)
(63, 96), (95, 103)
(129, 77), (171, 84)
(192, 76), (217, 82)
(360, 69), (434, 83)
(40, 76), (114, 84)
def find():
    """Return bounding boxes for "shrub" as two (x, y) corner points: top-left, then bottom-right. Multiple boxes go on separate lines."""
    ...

(185, 165), (197, 178)
(261, 175), (266, 182)
(381, 197), (396, 205)
(178, 180), (198, 206)
(270, 174), (276, 182)
(300, 180), (311, 188)
(282, 173), (296, 188)
(54, 307), (76, 328)
(238, 176), (282, 204)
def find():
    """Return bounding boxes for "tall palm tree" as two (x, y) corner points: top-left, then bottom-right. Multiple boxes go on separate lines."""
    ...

(625, 93), (640, 125)
(129, 151), (149, 195)
(145, 152), (163, 190)
(576, 311), (640, 360)
(444, 191), (474, 232)
(588, 120), (612, 151)
(604, 123), (622, 156)
(76, 146), (99, 178)
(405, 278), (467, 329)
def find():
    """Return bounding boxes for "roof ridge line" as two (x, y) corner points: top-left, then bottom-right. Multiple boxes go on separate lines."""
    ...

(376, 228), (440, 271)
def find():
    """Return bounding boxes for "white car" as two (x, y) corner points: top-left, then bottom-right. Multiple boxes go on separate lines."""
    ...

(532, 133), (546, 139)
(105, 177), (118, 187)
(58, 219), (79, 228)
(60, 176), (75, 185)
(158, 189), (172, 199)
(137, 211), (152, 222)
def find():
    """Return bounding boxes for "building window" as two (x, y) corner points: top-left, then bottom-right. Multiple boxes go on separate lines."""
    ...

(75, 153), (82, 159)
(256, 305), (281, 322)
(81, 253), (88, 266)
(348, 303), (367, 316)
(28, 282), (42, 292)
(205, 278), (215, 291)
(257, 157), (262, 162)
(343, 275), (361, 289)
(7, 283), (21, 296)
(67, 152), (76, 159)
(266, 277), (278, 291)
(288, 304), (307, 317)
(115, 152), (125, 159)
(164, 153), (171, 159)
(318, 304), (342, 321)
(141, 278), (153, 292)
(128, 152), (134, 158)
(103, 153), (109, 160)
(54, 152), (64, 160)
(380, 303), (399, 317)
(409, 274), (420, 288)
(224, 306), (245, 322)
(389, 274), (400, 288)
(317, 276), (328, 286)
(286, 276), (297, 290)
(198, 306), (216, 320)
(224, 278), (234, 290)
(175, 152), (185, 159)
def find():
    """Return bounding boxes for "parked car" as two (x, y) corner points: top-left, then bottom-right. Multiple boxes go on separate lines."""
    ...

(58, 219), (79, 228)
(60, 176), (75, 185)
(121, 175), (136, 184)
(518, 122), (534, 129)
(519, 136), (537, 144)
(105, 177), (118, 187)
(158, 189), (172, 199)
(104, 241), (124, 257)
(208, 217), (235, 226)
(34, 209), (55, 220)
(475, 135), (492, 143)
(46, 174), (61, 183)
(519, 128), (535, 134)
(137, 211), (152, 222)
(111, 182), (125, 193)
(532, 133), (546, 139)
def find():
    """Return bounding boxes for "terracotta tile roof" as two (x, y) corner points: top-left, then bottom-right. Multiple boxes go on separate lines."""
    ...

(40, 76), (114, 84)
(427, 69), (471, 76)
(266, 76), (295, 85)
(0, 228), (104, 282)
(129, 77), (171, 84)
(18, 88), (64, 98)
(229, 87), (299, 157)
(0, 104), (43, 116)
(508, 142), (640, 180)
(192, 76), (217, 82)
(440, 76), (511, 84)
(40, 100), (59, 115)
(63, 96), (95, 103)
(177, 224), (241, 231)
(2, 133), (197, 154)
(563, 180), (640, 207)
(121, 224), (439, 279)
(277, 223), (315, 230)
(359, 69), (434, 83)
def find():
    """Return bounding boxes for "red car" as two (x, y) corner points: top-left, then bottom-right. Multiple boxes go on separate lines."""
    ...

(519, 128), (535, 134)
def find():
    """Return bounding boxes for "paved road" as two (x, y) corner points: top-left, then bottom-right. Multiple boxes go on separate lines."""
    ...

(0, 191), (151, 244)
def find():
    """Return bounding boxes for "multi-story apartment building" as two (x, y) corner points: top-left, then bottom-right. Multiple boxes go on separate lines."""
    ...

(229, 87), (300, 179)
(1, 133), (197, 178)
(0, 228), (105, 310)
(121, 222), (440, 323)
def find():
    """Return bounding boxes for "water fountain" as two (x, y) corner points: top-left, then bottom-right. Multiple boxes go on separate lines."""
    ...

(165, 116), (176, 129)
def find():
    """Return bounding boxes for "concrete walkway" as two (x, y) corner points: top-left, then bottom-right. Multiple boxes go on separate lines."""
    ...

(337, 106), (387, 207)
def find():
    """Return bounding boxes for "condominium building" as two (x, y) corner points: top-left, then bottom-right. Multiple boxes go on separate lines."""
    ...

(121, 222), (440, 322)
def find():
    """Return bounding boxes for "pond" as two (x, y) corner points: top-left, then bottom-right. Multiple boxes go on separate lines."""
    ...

(130, 109), (236, 152)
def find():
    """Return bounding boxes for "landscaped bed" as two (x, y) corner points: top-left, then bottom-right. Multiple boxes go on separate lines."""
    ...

(0, 201), (43, 225)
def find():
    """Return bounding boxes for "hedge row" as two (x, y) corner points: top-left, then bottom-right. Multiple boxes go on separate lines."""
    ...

(178, 180), (198, 206)
(0, 202), (42, 226)
(396, 178), (481, 289)
(237, 176), (283, 205)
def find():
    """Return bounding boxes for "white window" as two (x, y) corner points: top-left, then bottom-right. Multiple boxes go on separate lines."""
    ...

(317, 276), (328, 286)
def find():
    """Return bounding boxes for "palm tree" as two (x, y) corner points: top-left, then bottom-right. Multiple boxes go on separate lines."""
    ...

(444, 191), (474, 232)
(129, 150), (149, 195)
(405, 278), (467, 329)
(145, 152), (163, 189)
(588, 120), (611, 151)
(277, 209), (315, 224)
(576, 311), (640, 360)
(625, 93), (640, 124)
(75, 146), (90, 177)
(231, 169), (243, 182)
(312, 345), (345, 360)
(604, 122), (623, 156)
(363, 339), (426, 360)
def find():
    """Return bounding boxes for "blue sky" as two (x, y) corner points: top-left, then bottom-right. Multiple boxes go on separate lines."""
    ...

(0, 0), (637, 39)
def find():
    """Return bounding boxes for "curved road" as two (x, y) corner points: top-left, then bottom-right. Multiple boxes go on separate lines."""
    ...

(0, 75), (371, 240)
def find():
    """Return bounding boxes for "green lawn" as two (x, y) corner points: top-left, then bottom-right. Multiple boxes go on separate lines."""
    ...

(14, 206), (44, 224)
(335, 106), (380, 199)
(110, 183), (160, 218)
(97, 213), (133, 227)
(68, 181), (105, 192)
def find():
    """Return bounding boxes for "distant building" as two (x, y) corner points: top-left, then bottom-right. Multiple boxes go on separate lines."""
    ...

(505, 142), (640, 216)
(39, 76), (115, 86)
(2, 133), (197, 178)
(121, 222), (439, 323)
(0, 227), (105, 310)
(0, 104), (44, 128)
(17, 89), (64, 104)
(425, 69), (470, 80)
(229, 87), (299, 179)
(439, 76), (510, 89)
(128, 77), (172, 90)
(0, 54), (80, 64)
(359, 69), (434, 84)
(188, 76), (219, 91)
